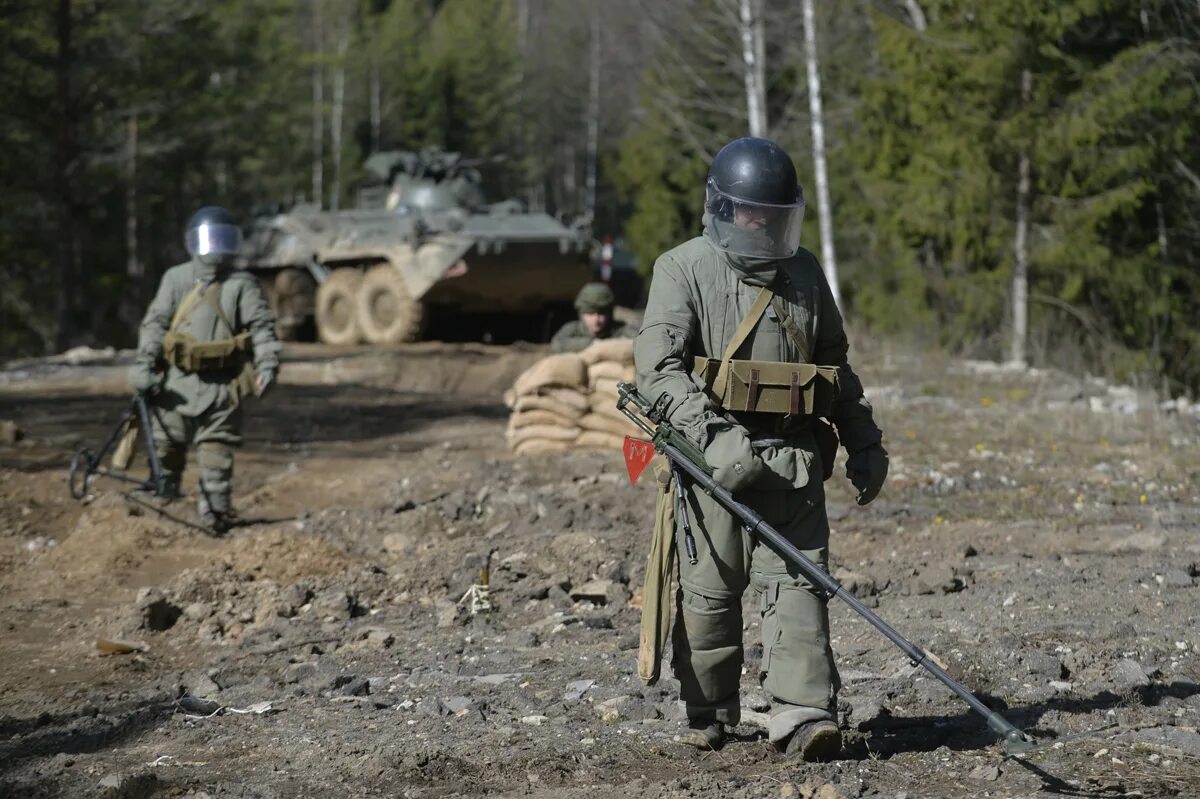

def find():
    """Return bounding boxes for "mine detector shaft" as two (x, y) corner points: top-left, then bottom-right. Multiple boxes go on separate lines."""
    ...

(615, 381), (1036, 754)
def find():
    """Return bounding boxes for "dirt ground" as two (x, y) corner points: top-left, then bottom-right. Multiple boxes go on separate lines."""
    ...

(1, 340), (1198, 799)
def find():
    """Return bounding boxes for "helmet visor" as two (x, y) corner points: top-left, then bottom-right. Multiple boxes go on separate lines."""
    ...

(705, 179), (805, 259)
(186, 222), (242, 257)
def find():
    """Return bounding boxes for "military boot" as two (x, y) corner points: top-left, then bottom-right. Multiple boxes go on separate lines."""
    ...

(198, 496), (233, 535)
(158, 473), (182, 500)
(779, 720), (841, 762)
(674, 720), (726, 750)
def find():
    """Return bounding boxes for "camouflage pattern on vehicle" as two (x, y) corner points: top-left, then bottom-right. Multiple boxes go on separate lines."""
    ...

(243, 149), (593, 344)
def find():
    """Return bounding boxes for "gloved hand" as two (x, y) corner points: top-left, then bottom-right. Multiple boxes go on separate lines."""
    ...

(846, 442), (889, 505)
(129, 362), (161, 397)
(705, 426), (764, 492)
(255, 367), (276, 398)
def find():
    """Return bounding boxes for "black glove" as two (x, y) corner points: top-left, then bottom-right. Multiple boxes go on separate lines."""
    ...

(846, 442), (889, 506)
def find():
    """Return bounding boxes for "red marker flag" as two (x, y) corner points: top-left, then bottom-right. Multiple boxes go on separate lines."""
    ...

(622, 436), (655, 485)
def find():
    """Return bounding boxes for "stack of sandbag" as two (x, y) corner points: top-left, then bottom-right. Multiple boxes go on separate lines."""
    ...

(577, 339), (638, 450)
(504, 353), (588, 455)
(504, 338), (641, 454)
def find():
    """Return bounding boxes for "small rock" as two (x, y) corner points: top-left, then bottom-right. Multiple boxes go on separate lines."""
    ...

(182, 602), (212, 622)
(962, 544), (978, 558)
(580, 615), (613, 630)
(1162, 571), (1195, 589)
(833, 569), (876, 598)
(278, 584), (312, 617)
(365, 628), (395, 648)
(1111, 658), (1150, 689)
(1049, 680), (1073, 693)
(564, 680), (595, 702)
(546, 585), (574, 609)
(967, 764), (1001, 781)
(313, 590), (354, 622)
(570, 579), (612, 604)
(414, 696), (447, 718)
(520, 714), (548, 725)
(339, 677), (370, 697)
(382, 532), (414, 554)
(188, 673), (221, 699)
(442, 696), (475, 717)
(177, 694), (221, 715)
(1020, 651), (1064, 679)
(282, 662), (318, 684)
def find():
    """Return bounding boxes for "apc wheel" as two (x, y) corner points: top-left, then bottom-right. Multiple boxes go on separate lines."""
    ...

(355, 264), (425, 344)
(272, 268), (316, 341)
(315, 268), (363, 345)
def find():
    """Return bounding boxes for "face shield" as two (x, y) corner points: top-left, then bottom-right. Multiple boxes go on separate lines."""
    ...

(185, 222), (242, 259)
(705, 178), (805, 260)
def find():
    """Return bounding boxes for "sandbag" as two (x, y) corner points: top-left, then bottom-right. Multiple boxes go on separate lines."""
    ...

(579, 338), (634, 366)
(588, 360), (635, 382)
(540, 387), (590, 412)
(589, 379), (621, 400)
(588, 392), (629, 418)
(576, 430), (626, 450)
(512, 353), (588, 396)
(579, 412), (636, 437)
(513, 392), (587, 420)
(514, 438), (573, 455)
(508, 408), (580, 431)
(508, 423), (580, 447)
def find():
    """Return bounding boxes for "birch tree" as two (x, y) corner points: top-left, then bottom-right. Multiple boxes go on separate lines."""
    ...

(801, 0), (840, 308)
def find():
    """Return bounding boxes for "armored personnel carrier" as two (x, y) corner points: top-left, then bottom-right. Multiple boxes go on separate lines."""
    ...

(243, 149), (593, 344)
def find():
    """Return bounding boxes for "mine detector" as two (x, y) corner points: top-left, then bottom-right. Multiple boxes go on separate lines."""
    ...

(242, 149), (593, 344)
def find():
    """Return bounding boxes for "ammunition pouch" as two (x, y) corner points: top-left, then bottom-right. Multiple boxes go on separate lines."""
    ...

(163, 279), (261, 408)
(695, 357), (839, 416)
(162, 330), (252, 373)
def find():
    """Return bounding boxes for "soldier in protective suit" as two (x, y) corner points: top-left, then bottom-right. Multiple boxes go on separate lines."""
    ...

(129, 206), (281, 533)
(635, 138), (888, 760)
(549, 282), (636, 353)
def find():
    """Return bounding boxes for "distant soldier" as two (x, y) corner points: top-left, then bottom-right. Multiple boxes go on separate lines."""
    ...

(635, 138), (888, 760)
(549, 282), (636, 353)
(128, 207), (281, 533)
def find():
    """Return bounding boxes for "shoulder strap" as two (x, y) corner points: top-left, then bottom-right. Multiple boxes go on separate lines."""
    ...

(169, 281), (208, 333)
(203, 282), (237, 336)
(713, 285), (774, 399)
(721, 286), (774, 362)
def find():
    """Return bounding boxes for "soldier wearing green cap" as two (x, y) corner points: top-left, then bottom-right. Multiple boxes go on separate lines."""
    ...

(549, 282), (636, 353)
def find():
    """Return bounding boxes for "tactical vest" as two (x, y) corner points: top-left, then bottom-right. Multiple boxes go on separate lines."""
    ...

(162, 280), (258, 404)
(693, 285), (839, 416)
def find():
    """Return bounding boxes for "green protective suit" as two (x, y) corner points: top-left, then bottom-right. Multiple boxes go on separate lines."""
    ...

(549, 318), (637, 354)
(634, 231), (882, 744)
(131, 260), (281, 513)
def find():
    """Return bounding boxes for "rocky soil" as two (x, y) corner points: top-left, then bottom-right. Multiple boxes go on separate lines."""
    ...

(1, 340), (1198, 798)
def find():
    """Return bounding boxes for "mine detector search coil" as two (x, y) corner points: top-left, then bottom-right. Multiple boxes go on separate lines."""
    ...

(614, 381), (1036, 755)
(69, 395), (167, 500)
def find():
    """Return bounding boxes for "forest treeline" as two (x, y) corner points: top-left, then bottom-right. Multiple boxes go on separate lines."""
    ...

(2, 1), (1197, 392)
